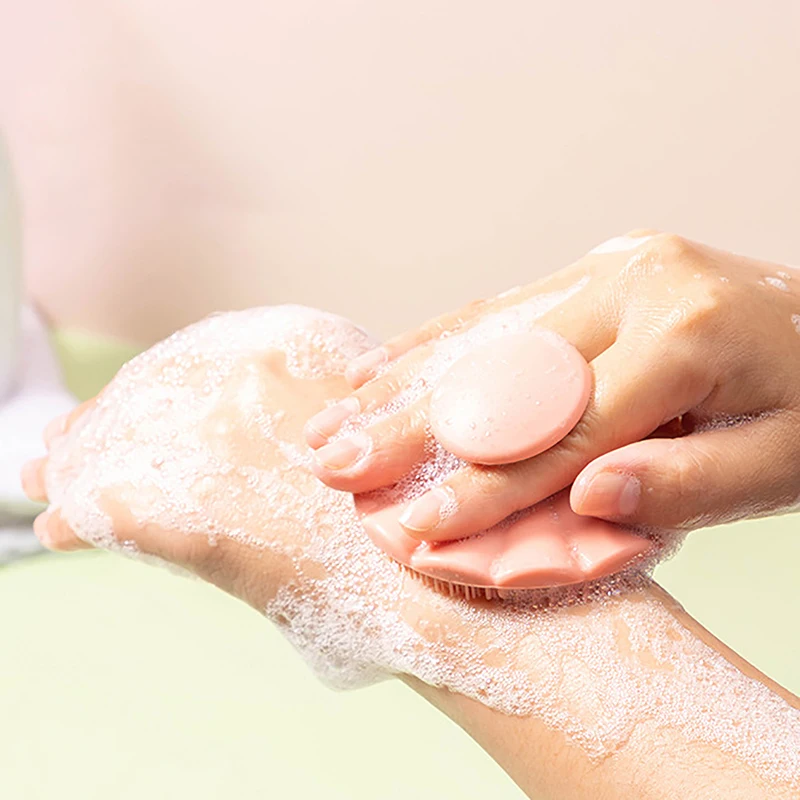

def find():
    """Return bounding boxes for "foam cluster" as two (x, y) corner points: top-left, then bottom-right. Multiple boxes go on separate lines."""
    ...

(41, 304), (799, 787)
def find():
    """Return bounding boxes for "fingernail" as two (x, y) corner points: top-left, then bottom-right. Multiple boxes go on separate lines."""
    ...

(574, 471), (641, 517)
(345, 348), (388, 387)
(304, 397), (360, 448)
(399, 487), (455, 534)
(315, 432), (371, 471)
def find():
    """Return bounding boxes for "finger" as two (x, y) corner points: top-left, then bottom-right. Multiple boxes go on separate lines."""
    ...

(314, 279), (616, 483)
(43, 413), (70, 449)
(344, 263), (594, 389)
(303, 396), (361, 449)
(34, 508), (92, 552)
(44, 399), (93, 448)
(570, 411), (800, 530)
(21, 458), (48, 503)
(328, 263), (608, 447)
(398, 335), (714, 541)
(344, 301), (492, 389)
(65, 397), (97, 430)
(526, 283), (618, 365)
(43, 398), (97, 449)
(305, 344), (434, 448)
(310, 400), (430, 491)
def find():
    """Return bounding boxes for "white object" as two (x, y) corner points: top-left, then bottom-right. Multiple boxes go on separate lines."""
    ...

(0, 305), (77, 515)
(0, 139), (76, 561)
(0, 136), (20, 400)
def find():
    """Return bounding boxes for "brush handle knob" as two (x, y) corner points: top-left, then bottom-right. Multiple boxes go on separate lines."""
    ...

(429, 330), (591, 465)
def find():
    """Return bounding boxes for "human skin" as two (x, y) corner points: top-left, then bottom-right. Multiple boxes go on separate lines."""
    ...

(307, 232), (800, 544)
(20, 308), (800, 799)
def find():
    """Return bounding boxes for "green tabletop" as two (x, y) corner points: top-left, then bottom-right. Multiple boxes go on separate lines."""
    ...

(0, 330), (796, 799)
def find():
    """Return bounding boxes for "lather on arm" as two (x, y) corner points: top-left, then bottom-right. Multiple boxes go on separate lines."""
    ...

(20, 306), (800, 800)
(408, 582), (800, 800)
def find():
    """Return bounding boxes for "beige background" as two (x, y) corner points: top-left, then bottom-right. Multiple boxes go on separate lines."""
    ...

(1, 5), (800, 798)
(2, 1), (799, 343)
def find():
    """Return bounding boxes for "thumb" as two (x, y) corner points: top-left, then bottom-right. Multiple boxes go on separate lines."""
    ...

(569, 413), (800, 530)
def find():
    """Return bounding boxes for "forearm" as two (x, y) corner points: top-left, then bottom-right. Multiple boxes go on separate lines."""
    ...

(400, 581), (799, 800)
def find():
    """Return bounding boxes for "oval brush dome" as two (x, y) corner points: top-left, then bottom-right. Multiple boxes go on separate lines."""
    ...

(429, 330), (592, 465)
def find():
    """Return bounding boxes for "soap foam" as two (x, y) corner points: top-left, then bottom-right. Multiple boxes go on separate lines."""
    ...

(765, 276), (790, 292)
(41, 304), (800, 787)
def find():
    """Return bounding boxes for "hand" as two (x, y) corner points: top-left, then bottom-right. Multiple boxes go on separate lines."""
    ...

(19, 308), (377, 612)
(16, 306), (548, 691)
(18, 305), (800, 800)
(305, 231), (800, 541)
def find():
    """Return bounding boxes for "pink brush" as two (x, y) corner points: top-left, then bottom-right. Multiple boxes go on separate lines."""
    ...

(357, 331), (652, 598)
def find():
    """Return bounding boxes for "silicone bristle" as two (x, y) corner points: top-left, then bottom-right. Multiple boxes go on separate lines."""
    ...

(400, 563), (506, 601)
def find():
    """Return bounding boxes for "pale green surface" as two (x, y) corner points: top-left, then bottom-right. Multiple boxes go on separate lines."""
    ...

(49, 328), (141, 400)
(0, 553), (523, 799)
(0, 333), (797, 798)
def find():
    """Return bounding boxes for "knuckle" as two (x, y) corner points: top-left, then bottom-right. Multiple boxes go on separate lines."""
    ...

(689, 282), (724, 321)
(382, 336), (412, 360)
(421, 316), (457, 341)
(563, 415), (596, 454)
(552, 403), (603, 464)
(645, 231), (696, 264)
(668, 282), (725, 339)
(357, 375), (404, 411)
(374, 410), (423, 454)
(623, 233), (698, 283)
(463, 297), (489, 316)
(454, 465), (510, 505)
(670, 443), (704, 501)
(666, 442), (724, 530)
